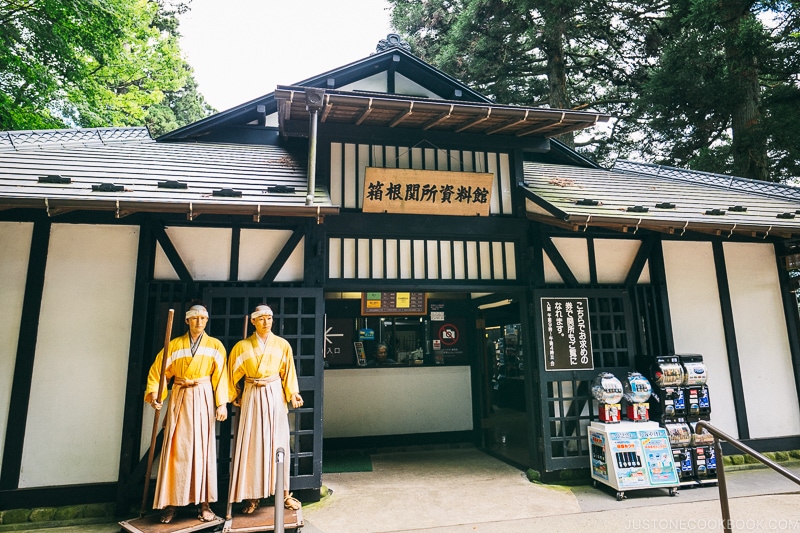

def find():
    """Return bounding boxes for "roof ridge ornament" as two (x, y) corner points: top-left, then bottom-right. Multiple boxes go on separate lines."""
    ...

(375, 33), (411, 53)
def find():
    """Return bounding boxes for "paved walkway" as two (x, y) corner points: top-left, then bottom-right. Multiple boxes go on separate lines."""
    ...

(12, 447), (800, 533)
(301, 448), (800, 533)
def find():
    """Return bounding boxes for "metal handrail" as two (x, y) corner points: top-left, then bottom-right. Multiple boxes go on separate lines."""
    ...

(275, 447), (285, 533)
(695, 421), (800, 533)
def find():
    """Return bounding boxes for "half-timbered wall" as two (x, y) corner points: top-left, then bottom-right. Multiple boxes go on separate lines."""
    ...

(328, 237), (517, 281)
(337, 73), (442, 99)
(544, 238), (650, 285)
(0, 222), (32, 469)
(723, 242), (800, 437)
(329, 142), (514, 215)
(662, 241), (739, 437)
(154, 226), (304, 282)
(20, 224), (138, 487)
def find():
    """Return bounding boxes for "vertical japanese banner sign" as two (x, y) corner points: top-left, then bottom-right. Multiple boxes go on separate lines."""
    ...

(541, 297), (594, 371)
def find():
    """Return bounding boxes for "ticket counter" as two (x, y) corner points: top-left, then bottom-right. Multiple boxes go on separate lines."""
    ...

(323, 366), (473, 438)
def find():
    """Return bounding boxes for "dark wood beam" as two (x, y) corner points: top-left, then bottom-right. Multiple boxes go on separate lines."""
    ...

(713, 241), (749, 439)
(115, 219), (155, 516)
(0, 219), (50, 490)
(150, 223), (193, 283)
(229, 226), (241, 282)
(775, 244), (800, 416)
(625, 235), (657, 287)
(259, 227), (305, 286)
(541, 236), (579, 287)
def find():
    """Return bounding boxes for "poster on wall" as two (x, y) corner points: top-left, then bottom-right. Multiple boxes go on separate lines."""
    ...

(428, 300), (469, 364)
(541, 297), (594, 371)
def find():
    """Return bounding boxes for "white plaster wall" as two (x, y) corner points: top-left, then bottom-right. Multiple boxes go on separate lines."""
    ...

(153, 243), (178, 280)
(19, 224), (139, 487)
(238, 229), (304, 282)
(662, 241), (739, 437)
(543, 252), (563, 284)
(394, 73), (443, 99)
(594, 239), (642, 284)
(0, 222), (33, 468)
(723, 242), (800, 438)
(338, 72), (388, 93)
(323, 366), (473, 437)
(552, 238), (590, 284)
(155, 226), (231, 281)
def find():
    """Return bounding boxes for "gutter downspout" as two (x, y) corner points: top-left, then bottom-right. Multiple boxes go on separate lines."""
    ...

(305, 89), (325, 206)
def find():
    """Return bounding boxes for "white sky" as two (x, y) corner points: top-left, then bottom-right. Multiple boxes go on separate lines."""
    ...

(178, 0), (394, 112)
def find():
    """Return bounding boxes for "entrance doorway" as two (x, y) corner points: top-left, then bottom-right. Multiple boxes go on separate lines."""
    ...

(477, 298), (530, 468)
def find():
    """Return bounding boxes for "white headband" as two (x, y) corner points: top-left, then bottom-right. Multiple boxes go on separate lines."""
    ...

(251, 305), (273, 319)
(185, 305), (209, 319)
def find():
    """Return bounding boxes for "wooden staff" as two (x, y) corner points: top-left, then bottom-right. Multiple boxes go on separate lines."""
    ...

(225, 314), (249, 522)
(140, 308), (174, 518)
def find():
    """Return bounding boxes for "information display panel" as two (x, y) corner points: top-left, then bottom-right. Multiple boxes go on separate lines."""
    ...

(361, 291), (427, 316)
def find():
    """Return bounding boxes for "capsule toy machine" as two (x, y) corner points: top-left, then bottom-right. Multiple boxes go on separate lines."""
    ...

(593, 372), (624, 423)
(588, 372), (679, 500)
(680, 354), (711, 419)
(664, 420), (694, 484)
(650, 356), (686, 422)
(623, 372), (652, 422)
(690, 421), (717, 484)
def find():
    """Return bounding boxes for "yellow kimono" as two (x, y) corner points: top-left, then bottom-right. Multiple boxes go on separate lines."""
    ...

(144, 333), (227, 509)
(227, 333), (298, 502)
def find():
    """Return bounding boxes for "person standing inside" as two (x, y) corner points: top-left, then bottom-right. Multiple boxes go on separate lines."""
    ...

(145, 304), (228, 524)
(228, 304), (304, 514)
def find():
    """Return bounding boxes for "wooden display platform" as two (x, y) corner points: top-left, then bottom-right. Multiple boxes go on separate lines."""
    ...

(223, 505), (303, 532)
(119, 510), (224, 533)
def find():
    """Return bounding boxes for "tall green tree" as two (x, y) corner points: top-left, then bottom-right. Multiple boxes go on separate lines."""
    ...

(389, 0), (800, 181)
(389, 0), (666, 161)
(0, 0), (214, 134)
(635, 0), (800, 181)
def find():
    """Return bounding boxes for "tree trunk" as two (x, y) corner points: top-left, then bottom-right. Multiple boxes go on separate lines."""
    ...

(721, 1), (770, 181)
(542, 2), (573, 148)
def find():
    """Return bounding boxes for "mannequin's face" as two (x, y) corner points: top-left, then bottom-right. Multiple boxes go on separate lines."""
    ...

(186, 315), (207, 338)
(251, 314), (273, 337)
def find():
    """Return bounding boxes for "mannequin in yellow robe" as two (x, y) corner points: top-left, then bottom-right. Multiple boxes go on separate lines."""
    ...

(145, 304), (228, 523)
(228, 304), (303, 514)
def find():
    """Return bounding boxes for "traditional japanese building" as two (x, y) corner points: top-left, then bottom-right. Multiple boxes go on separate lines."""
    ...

(1, 35), (798, 513)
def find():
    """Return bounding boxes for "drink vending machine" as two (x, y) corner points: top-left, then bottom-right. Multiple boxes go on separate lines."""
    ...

(588, 372), (679, 500)
(651, 354), (716, 487)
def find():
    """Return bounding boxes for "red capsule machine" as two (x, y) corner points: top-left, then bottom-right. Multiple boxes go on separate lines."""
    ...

(593, 372), (624, 423)
(623, 372), (652, 422)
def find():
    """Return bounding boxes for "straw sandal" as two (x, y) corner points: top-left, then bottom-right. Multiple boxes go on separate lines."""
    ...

(198, 503), (216, 522)
(241, 499), (259, 514)
(284, 493), (301, 510)
(160, 506), (176, 524)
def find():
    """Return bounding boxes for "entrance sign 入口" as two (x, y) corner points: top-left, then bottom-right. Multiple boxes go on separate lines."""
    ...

(541, 297), (594, 371)
(362, 167), (493, 217)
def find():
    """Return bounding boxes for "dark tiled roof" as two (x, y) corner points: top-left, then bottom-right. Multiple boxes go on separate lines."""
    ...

(0, 127), (336, 218)
(0, 127), (151, 150)
(614, 160), (800, 203)
(523, 162), (800, 238)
